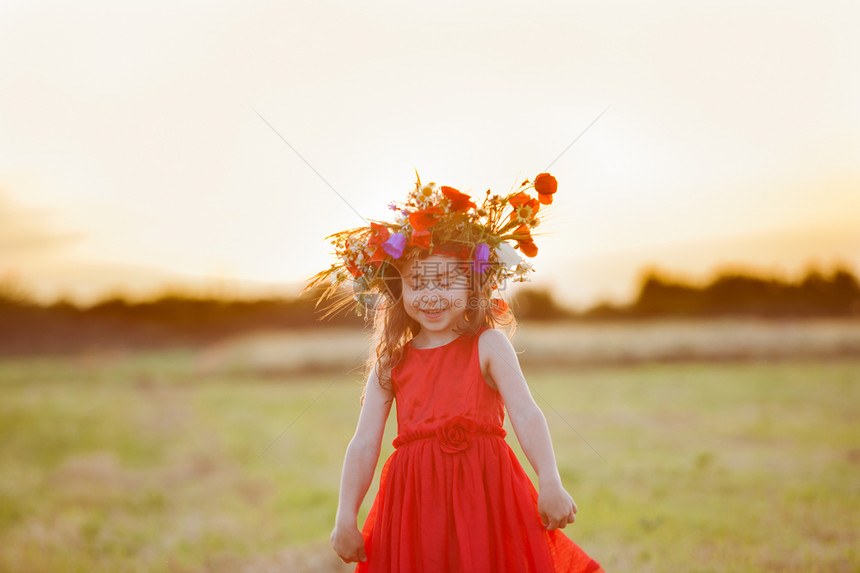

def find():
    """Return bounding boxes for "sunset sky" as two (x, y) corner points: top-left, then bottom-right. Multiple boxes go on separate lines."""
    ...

(1, 0), (858, 311)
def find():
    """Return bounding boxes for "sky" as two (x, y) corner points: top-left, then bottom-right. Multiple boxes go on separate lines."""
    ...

(1, 0), (858, 311)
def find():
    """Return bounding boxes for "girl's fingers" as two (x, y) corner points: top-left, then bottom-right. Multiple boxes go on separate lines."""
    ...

(333, 544), (365, 564)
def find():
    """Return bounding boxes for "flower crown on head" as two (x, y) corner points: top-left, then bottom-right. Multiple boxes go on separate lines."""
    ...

(303, 171), (558, 318)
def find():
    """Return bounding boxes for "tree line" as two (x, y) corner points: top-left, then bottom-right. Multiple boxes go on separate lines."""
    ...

(534, 264), (860, 320)
(0, 264), (857, 355)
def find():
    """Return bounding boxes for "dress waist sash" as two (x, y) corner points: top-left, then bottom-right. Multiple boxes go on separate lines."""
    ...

(393, 416), (507, 452)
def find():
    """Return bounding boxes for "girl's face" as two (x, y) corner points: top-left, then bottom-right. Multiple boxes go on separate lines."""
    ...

(399, 254), (471, 335)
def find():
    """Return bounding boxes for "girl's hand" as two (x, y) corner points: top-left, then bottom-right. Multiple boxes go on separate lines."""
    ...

(537, 482), (577, 531)
(330, 524), (367, 563)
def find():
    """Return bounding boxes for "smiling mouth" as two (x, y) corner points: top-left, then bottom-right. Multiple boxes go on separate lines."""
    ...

(421, 308), (445, 317)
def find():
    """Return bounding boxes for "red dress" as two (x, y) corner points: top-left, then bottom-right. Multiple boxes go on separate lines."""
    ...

(356, 325), (604, 573)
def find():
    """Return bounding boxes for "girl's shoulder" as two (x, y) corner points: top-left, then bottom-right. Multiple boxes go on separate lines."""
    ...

(477, 325), (507, 344)
(370, 356), (398, 394)
(477, 327), (516, 365)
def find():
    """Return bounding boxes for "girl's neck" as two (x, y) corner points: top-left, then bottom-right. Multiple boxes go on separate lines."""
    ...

(411, 329), (462, 350)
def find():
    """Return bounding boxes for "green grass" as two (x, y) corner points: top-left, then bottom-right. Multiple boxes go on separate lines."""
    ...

(0, 350), (858, 572)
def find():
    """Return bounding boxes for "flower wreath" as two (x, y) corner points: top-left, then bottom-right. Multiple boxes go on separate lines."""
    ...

(303, 171), (558, 318)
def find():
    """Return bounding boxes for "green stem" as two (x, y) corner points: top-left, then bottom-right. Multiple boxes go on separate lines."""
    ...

(496, 219), (523, 235)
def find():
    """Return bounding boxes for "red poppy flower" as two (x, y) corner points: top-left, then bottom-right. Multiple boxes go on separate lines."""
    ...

(408, 206), (445, 232)
(367, 222), (391, 248)
(509, 191), (537, 210)
(518, 240), (538, 257)
(347, 262), (363, 278)
(409, 228), (432, 249)
(534, 173), (557, 205)
(369, 245), (389, 263)
(441, 186), (477, 211)
(513, 224), (538, 257)
(491, 298), (509, 315)
(508, 192), (540, 224)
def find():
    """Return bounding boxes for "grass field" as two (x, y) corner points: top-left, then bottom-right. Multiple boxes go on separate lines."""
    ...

(1, 329), (858, 572)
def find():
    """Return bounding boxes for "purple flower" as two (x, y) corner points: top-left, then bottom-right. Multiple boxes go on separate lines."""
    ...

(473, 243), (490, 274)
(382, 233), (407, 259)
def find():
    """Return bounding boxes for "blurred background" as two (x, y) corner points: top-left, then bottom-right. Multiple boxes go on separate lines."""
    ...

(1, 1), (858, 571)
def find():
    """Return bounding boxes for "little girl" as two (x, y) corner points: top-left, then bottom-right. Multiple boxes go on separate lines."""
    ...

(305, 173), (603, 572)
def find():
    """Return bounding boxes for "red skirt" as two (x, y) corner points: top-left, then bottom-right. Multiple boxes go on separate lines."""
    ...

(355, 429), (604, 573)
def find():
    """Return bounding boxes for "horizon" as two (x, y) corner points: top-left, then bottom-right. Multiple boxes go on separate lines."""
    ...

(2, 254), (855, 314)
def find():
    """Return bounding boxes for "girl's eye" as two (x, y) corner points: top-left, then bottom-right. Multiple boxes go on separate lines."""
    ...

(411, 277), (450, 289)
(441, 273), (461, 288)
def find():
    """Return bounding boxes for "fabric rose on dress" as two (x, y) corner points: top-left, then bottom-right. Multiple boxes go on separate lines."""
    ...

(437, 415), (478, 454)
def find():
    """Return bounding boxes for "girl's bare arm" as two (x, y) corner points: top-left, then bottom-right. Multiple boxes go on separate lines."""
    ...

(479, 329), (577, 530)
(331, 362), (393, 562)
